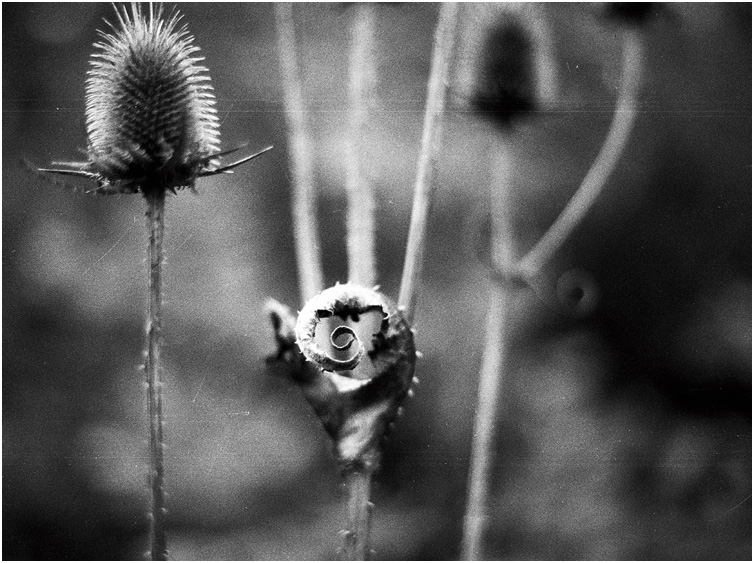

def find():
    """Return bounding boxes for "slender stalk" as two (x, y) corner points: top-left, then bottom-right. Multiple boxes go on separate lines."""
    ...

(145, 190), (167, 561)
(346, 3), (377, 288)
(398, 2), (459, 323)
(517, 30), (643, 278)
(461, 142), (515, 561)
(275, 2), (325, 303)
(461, 281), (509, 561)
(342, 468), (374, 561)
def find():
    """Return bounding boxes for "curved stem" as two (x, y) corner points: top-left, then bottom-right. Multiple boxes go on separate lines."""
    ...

(346, 3), (377, 288)
(398, 2), (459, 324)
(517, 30), (643, 278)
(341, 468), (374, 561)
(275, 2), (325, 303)
(145, 190), (167, 561)
(461, 30), (644, 561)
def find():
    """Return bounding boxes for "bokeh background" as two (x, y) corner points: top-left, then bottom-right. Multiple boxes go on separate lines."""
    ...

(3, 3), (751, 560)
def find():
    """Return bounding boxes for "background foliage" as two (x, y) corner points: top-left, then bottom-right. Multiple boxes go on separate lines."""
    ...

(3, 3), (751, 559)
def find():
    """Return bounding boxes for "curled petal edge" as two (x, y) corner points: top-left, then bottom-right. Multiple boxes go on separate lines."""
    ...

(294, 283), (387, 373)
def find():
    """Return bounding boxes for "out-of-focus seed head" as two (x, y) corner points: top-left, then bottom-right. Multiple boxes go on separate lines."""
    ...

(85, 3), (220, 194)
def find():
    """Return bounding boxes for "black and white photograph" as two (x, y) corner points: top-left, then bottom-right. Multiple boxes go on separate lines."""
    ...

(3, 3), (751, 560)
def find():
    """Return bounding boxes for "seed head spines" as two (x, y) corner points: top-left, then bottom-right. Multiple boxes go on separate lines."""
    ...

(84, 3), (221, 194)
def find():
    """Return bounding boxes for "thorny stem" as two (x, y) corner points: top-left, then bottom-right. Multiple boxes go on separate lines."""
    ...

(346, 3), (377, 288)
(275, 2), (325, 303)
(517, 29), (644, 279)
(398, 2), (459, 324)
(145, 190), (167, 561)
(342, 468), (374, 561)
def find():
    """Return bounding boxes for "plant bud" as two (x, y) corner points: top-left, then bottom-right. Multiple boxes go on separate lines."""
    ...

(268, 283), (417, 470)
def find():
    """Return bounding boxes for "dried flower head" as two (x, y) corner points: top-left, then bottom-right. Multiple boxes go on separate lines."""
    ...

(268, 283), (418, 470)
(41, 3), (270, 195)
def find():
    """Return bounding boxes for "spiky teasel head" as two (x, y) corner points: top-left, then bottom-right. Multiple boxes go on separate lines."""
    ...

(85, 2), (219, 194)
(40, 3), (271, 195)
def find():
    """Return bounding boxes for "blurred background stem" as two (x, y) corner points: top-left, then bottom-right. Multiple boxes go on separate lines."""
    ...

(398, 2), (459, 323)
(462, 29), (644, 560)
(145, 190), (167, 561)
(461, 143), (515, 561)
(275, 2), (325, 303)
(460, 285), (509, 561)
(517, 29), (644, 279)
(346, 3), (377, 288)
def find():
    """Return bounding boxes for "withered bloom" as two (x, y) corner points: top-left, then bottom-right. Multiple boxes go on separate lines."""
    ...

(42, 3), (269, 194)
(268, 283), (417, 471)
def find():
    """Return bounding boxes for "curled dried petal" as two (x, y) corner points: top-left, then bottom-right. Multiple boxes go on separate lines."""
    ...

(294, 283), (386, 374)
(331, 325), (358, 351)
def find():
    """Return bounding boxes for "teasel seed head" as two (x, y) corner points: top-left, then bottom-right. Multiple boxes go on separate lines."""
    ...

(78, 2), (222, 195)
(38, 2), (273, 196)
(38, 3), (272, 194)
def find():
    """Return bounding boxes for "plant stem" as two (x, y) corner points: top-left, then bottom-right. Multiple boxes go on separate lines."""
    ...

(517, 30), (643, 279)
(461, 142), (515, 561)
(398, 2), (458, 323)
(275, 2), (325, 303)
(461, 30), (644, 561)
(346, 3), (377, 288)
(145, 190), (167, 561)
(461, 281), (509, 561)
(342, 467), (374, 561)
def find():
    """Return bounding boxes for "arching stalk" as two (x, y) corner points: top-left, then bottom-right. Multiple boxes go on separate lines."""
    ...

(517, 30), (644, 278)
(461, 29), (645, 560)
